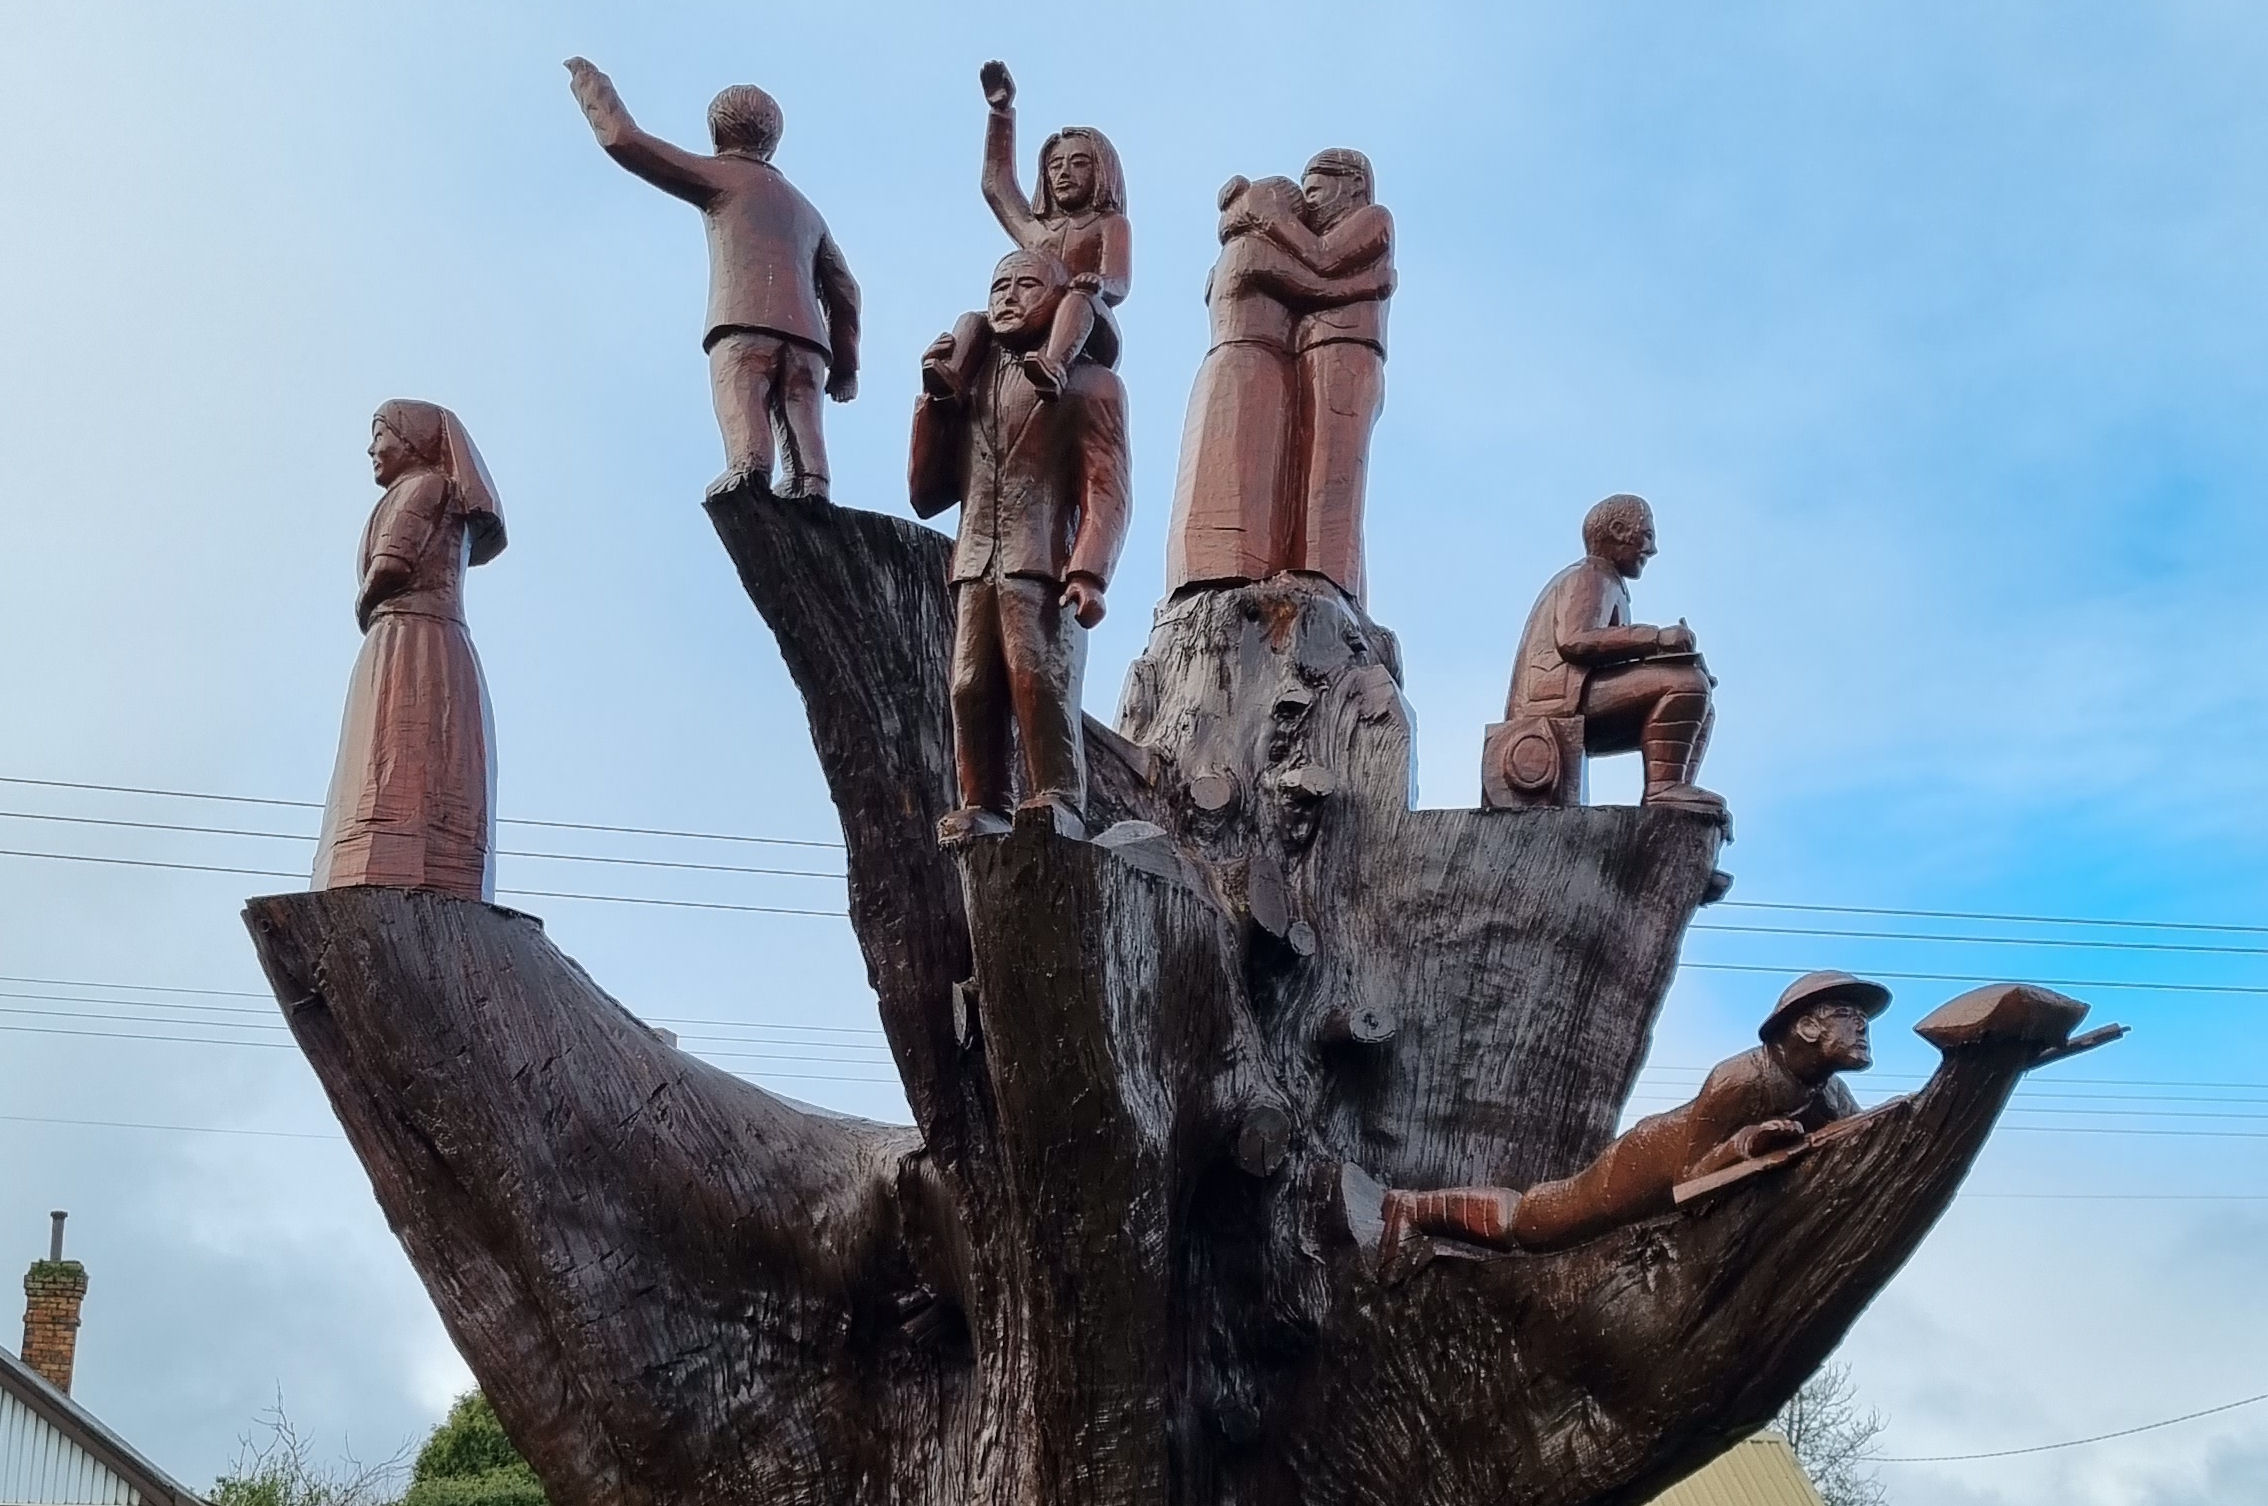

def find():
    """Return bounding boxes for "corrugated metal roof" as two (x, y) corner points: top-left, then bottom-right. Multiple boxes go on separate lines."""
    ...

(1647, 1431), (1827, 1506)
(0, 1387), (138, 1504)
(0, 1347), (202, 1506)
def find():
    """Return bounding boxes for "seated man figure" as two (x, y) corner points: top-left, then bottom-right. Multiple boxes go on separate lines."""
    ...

(1488, 493), (1723, 815)
(1380, 970), (1885, 1255)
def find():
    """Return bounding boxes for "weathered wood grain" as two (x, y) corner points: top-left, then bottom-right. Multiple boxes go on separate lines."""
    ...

(242, 486), (2037, 1506)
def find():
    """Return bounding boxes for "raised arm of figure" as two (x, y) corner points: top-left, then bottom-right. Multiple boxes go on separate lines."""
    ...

(978, 62), (1043, 247)
(565, 57), (723, 208)
(1553, 566), (1667, 665)
(816, 232), (862, 402)
(1235, 239), (1395, 309)
(1257, 202), (1394, 276)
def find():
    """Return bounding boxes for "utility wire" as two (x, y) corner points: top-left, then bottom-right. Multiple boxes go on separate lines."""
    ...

(1877, 1388), (2268, 1463)
(0, 811), (844, 879)
(13, 772), (2268, 939)
(1722, 900), (2268, 938)
(1681, 961), (2268, 998)
(0, 848), (851, 917)
(15, 842), (2268, 988)
(1693, 921), (2268, 959)
(0, 775), (842, 848)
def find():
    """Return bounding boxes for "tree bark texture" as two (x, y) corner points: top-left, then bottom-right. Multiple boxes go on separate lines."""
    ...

(246, 486), (2051, 1506)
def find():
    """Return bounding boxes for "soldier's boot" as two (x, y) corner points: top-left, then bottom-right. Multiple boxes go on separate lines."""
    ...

(1641, 690), (1726, 816)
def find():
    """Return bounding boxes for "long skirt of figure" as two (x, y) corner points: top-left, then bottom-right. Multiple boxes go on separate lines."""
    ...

(312, 611), (498, 901)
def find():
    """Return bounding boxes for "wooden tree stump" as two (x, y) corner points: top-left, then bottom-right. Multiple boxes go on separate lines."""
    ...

(245, 486), (2061, 1506)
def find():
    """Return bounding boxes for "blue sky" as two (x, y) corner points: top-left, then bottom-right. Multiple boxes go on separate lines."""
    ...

(1, 3), (2263, 1501)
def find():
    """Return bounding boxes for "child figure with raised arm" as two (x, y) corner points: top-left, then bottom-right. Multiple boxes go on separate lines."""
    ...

(566, 58), (860, 500)
(923, 60), (1131, 402)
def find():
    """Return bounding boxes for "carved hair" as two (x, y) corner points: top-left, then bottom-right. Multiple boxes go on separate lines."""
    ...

(1581, 493), (1653, 556)
(708, 85), (783, 159)
(1303, 147), (1375, 204)
(1215, 174), (1302, 243)
(1034, 127), (1126, 218)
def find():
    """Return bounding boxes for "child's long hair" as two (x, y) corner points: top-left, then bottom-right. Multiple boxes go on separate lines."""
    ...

(1032, 126), (1126, 219)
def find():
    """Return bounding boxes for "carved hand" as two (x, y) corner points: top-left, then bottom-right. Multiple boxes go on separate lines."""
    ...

(1061, 575), (1107, 629)
(1655, 620), (1697, 655)
(825, 369), (858, 404)
(564, 57), (628, 134)
(980, 59), (1016, 111)
(1070, 271), (1105, 295)
(1731, 1118), (1807, 1160)
(355, 561), (411, 633)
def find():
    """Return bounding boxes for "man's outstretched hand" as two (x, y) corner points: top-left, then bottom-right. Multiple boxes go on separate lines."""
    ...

(980, 59), (1016, 111)
(565, 57), (630, 137)
(1061, 575), (1106, 628)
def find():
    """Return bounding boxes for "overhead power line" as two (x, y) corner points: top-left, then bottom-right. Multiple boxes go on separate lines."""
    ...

(1877, 1387), (2268, 1463)
(1720, 899), (2268, 938)
(0, 810), (844, 879)
(11, 771), (2268, 940)
(0, 775), (844, 849)
(1693, 921), (2268, 959)
(0, 847), (850, 918)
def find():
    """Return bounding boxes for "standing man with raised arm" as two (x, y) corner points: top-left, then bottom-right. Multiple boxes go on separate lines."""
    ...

(566, 58), (860, 501)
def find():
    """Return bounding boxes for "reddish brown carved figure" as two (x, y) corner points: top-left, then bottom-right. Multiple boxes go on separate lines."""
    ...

(566, 58), (860, 500)
(926, 61), (1130, 404)
(1484, 492), (1726, 816)
(1380, 971), (1887, 1256)
(1164, 176), (1398, 593)
(913, 251), (1131, 842)
(313, 401), (507, 902)
(1271, 149), (1394, 602)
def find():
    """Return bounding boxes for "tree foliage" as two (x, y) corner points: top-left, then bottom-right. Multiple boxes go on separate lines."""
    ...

(1776, 1361), (1889, 1506)
(401, 1392), (547, 1506)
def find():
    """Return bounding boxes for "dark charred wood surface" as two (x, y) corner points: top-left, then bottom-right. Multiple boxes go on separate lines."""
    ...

(244, 486), (2038, 1506)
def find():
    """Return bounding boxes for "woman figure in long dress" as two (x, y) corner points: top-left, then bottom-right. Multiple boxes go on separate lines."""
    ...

(312, 400), (507, 902)
(1164, 176), (1395, 595)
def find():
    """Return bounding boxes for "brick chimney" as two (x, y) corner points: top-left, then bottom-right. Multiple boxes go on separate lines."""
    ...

(22, 1211), (87, 1394)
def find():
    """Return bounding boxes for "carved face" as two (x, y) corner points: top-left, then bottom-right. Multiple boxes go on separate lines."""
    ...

(1799, 1003), (1874, 1072)
(369, 420), (418, 486)
(1301, 170), (1361, 227)
(1607, 516), (1659, 579)
(1046, 138), (1098, 213)
(987, 256), (1065, 345)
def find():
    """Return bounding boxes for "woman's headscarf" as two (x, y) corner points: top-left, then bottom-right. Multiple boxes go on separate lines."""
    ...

(373, 399), (507, 566)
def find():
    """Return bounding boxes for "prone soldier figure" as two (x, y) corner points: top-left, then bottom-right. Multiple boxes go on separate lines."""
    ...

(1485, 493), (1724, 817)
(1378, 970), (1886, 1255)
(912, 251), (1131, 843)
(567, 58), (860, 501)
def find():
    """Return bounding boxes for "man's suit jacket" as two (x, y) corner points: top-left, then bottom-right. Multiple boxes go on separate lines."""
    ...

(600, 130), (860, 370)
(909, 347), (1131, 589)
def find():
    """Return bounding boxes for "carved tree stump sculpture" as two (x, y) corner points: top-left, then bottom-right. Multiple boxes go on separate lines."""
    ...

(245, 486), (2096, 1506)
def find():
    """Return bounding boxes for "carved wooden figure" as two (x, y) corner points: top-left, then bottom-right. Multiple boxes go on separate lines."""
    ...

(1165, 175), (1398, 594)
(1276, 149), (1394, 602)
(255, 454), (2122, 1506)
(566, 58), (860, 499)
(1484, 492), (1726, 817)
(312, 401), (506, 902)
(1379, 970), (1886, 1257)
(926, 61), (1130, 403)
(912, 251), (1131, 841)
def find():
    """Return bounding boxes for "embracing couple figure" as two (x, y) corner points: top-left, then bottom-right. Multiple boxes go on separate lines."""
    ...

(1164, 151), (1396, 606)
